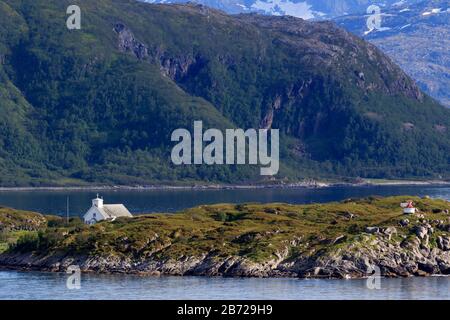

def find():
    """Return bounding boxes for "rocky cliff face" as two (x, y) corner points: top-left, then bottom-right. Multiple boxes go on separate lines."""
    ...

(114, 22), (205, 81)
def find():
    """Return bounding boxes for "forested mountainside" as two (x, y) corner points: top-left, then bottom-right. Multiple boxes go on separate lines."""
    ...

(145, 0), (450, 108)
(0, 0), (449, 186)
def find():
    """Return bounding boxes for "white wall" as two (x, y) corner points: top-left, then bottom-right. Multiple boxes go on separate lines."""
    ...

(83, 207), (105, 225)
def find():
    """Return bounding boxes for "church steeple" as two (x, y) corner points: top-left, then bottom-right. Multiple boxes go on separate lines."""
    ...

(92, 194), (104, 208)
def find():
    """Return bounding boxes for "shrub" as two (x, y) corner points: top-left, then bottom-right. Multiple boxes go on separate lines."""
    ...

(12, 232), (40, 252)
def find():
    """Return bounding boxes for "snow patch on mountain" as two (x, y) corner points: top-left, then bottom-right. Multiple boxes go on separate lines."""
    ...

(138, 0), (429, 19)
(250, 0), (322, 19)
(422, 8), (443, 16)
(392, 0), (407, 7)
(363, 26), (391, 35)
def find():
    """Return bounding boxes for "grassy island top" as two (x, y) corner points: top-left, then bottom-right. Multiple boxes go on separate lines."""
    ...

(1, 196), (450, 262)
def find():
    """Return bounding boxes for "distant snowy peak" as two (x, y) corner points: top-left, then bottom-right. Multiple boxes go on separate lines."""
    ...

(334, 0), (450, 108)
(141, 0), (324, 19)
(335, 0), (449, 38)
(139, 0), (425, 19)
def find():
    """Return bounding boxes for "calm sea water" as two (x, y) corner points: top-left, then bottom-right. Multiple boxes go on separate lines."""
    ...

(0, 271), (448, 300)
(0, 185), (449, 217)
(0, 185), (449, 300)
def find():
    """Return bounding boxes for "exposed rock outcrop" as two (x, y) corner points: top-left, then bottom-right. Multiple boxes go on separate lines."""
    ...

(113, 22), (206, 81)
(2, 231), (450, 279)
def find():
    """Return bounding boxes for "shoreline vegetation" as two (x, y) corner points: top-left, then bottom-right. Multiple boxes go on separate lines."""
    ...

(1, 196), (450, 279)
(0, 179), (449, 192)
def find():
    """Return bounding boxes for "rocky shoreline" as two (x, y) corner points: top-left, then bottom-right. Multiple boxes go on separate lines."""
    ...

(0, 179), (449, 192)
(1, 227), (450, 279)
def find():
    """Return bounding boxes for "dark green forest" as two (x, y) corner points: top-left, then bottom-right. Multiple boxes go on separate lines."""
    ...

(0, 0), (449, 186)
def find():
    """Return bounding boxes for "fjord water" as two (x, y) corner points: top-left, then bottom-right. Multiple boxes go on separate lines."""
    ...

(0, 270), (449, 300)
(0, 185), (449, 217)
(1, 185), (449, 300)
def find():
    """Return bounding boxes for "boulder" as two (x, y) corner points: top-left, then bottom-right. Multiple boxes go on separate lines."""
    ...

(437, 236), (450, 251)
(343, 212), (356, 220)
(437, 224), (450, 232)
(417, 262), (438, 274)
(413, 226), (427, 239)
(365, 227), (379, 234)
(382, 227), (397, 235)
(438, 260), (450, 274)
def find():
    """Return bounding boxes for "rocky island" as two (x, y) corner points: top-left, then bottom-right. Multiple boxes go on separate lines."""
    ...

(1, 196), (450, 279)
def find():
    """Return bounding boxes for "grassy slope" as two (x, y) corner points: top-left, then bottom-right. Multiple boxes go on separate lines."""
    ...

(0, 206), (49, 253)
(4, 196), (450, 263)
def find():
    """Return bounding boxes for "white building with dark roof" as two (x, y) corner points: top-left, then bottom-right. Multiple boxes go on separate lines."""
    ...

(83, 195), (132, 225)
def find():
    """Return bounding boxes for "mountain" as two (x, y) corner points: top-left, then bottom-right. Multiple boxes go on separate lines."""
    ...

(335, 0), (450, 108)
(0, 0), (449, 186)
(142, 0), (425, 19)
(142, 1), (450, 108)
